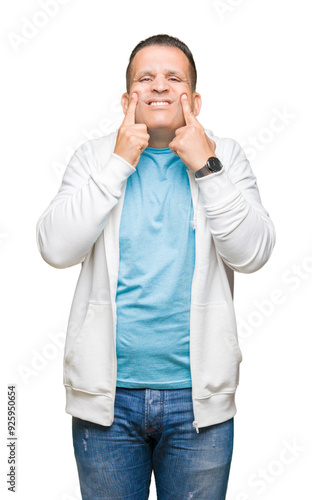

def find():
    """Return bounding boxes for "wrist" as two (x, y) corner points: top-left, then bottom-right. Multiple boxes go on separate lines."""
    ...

(191, 153), (216, 173)
(194, 156), (223, 178)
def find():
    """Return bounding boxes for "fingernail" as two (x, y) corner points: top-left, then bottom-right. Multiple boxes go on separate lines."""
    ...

(181, 93), (187, 99)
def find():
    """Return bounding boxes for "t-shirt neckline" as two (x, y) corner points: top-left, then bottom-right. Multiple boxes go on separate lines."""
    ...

(144, 146), (172, 154)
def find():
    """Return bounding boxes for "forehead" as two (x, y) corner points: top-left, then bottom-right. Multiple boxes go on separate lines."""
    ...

(131, 45), (191, 79)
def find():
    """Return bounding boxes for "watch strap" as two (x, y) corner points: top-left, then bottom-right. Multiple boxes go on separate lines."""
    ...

(195, 157), (223, 178)
(194, 165), (212, 178)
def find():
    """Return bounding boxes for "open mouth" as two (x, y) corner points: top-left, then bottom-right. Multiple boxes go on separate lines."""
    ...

(147, 100), (172, 107)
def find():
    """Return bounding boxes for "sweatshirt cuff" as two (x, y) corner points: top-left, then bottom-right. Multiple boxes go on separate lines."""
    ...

(195, 167), (240, 207)
(91, 153), (136, 197)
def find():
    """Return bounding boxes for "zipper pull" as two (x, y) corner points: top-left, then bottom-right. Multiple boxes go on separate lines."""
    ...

(192, 421), (199, 433)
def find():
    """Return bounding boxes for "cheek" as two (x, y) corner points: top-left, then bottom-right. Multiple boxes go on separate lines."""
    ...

(130, 84), (144, 97)
(136, 100), (147, 114)
(131, 88), (146, 109)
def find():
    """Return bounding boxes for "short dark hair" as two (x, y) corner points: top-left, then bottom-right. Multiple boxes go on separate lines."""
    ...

(126, 34), (197, 93)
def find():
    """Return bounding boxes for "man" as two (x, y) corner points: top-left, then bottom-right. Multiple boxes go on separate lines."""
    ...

(36, 34), (275, 499)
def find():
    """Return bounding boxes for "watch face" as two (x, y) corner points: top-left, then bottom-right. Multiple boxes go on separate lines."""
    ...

(208, 157), (222, 172)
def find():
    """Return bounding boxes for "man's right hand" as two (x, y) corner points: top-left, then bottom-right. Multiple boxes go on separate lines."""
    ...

(113, 92), (150, 168)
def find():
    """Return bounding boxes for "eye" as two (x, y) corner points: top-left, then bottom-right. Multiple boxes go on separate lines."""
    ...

(140, 77), (152, 82)
(169, 77), (180, 82)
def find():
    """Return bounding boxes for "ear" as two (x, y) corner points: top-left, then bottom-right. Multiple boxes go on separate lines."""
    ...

(192, 92), (202, 117)
(121, 92), (130, 115)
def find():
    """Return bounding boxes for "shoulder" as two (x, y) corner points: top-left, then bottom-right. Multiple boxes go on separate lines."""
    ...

(71, 131), (118, 173)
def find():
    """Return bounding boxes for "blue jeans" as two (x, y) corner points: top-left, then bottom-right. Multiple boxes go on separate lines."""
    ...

(72, 387), (234, 499)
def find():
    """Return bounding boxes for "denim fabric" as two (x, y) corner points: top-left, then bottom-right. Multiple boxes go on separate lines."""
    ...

(72, 387), (234, 499)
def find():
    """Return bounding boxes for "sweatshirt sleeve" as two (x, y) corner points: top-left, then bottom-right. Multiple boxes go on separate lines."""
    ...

(36, 145), (135, 269)
(196, 138), (276, 273)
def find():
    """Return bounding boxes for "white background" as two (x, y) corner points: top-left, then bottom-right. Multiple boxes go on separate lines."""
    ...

(1, 0), (311, 498)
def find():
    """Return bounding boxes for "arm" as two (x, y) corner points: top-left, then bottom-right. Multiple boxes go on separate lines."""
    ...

(168, 93), (275, 273)
(36, 146), (135, 269)
(196, 138), (276, 273)
(36, 92), (149, 270)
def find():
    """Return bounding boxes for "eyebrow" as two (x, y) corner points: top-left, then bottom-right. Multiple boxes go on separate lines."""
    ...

(133, 69), (187, 80)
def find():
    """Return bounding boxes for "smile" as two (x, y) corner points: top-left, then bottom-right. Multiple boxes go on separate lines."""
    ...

(147, 100), (172, 107)
(150, 101), (169, 107)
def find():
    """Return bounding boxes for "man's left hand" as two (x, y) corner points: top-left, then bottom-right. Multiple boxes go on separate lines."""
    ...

(169, 93), (216, 173)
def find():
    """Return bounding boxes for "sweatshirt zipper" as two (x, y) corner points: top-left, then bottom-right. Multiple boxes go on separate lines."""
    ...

(105, 180), (128, 426)
(188, 168), (200, 434)
(192, 420), (199, 433)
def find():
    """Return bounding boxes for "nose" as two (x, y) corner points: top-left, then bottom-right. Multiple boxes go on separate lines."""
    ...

(151, 75), (169, 93)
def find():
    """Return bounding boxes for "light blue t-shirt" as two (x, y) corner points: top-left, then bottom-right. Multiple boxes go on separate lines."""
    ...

(115, 146), (195, 388)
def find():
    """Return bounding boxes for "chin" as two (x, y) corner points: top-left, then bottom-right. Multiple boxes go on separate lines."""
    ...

(137, 109), (183, 129)
(146, 117), (183, 131)
(148, 121), (175, 129)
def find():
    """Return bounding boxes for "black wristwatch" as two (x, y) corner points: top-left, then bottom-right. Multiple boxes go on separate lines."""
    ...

(195, 157), (223, 178)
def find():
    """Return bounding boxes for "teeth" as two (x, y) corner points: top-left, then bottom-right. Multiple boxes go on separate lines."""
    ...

(150, 101), (169, 106)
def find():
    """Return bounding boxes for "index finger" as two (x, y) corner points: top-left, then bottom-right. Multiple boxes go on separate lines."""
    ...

(123, 92), (138, 125)
(181, 93), (197, 126)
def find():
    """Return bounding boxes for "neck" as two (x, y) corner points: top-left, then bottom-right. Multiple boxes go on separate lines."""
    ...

(147, 128), (176, 148)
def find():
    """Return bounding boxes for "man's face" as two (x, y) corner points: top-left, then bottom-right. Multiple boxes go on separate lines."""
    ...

(121, 45), (201, 132)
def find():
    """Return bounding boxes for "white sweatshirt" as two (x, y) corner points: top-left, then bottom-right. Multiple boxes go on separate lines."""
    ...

(36, 129), (276, 432)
